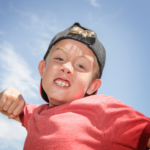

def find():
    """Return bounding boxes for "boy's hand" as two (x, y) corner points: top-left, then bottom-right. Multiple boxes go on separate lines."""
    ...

(0, 87), (25, 122)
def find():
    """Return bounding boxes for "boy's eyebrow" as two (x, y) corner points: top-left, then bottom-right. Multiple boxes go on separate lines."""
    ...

(54, 47), (67, 53)
(54, 47), (94, 62)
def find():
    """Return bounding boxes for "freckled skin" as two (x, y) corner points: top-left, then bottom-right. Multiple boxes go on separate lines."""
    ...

(39, 39), (100, 106)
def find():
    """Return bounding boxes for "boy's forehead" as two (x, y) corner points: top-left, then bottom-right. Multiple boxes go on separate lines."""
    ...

(51, 39), (96, 57)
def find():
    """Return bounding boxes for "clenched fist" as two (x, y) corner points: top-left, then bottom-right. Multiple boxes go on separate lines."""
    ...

(0, 87), (25, 122)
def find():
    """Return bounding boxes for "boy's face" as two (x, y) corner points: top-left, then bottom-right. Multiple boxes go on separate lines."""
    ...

(39, 39), (101, 106)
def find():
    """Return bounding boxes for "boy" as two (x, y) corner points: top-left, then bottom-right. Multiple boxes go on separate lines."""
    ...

(0, 22), (150, 150)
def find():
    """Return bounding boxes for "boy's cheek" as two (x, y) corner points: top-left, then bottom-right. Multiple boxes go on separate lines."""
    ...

(76, 73), (93, 86)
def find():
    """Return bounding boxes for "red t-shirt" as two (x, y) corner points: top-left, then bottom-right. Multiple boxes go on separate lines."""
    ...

(19, 95), (150, 150)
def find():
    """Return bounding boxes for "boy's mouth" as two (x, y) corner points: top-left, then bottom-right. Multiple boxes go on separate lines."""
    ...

(54, 78), (71, 87)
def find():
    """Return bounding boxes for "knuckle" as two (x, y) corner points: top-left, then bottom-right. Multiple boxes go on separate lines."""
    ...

(4, 101), (11, 108)
(13, 110), (19, 116)
(3, 92), (11, 99)
(8, 109), (13, 114)
(7, 94), (18, 103)
(0, 100), (5, 107)
(18, 101), (25, 109)
(7, 87), (15, 91)
(3, 106), (8, 111)
(17, 95), (22, 101)
(18, 96), (25, 104)
(3, 91), (7, 98)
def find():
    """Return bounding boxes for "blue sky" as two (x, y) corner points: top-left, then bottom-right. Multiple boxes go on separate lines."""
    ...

(0, 0), (150, 149)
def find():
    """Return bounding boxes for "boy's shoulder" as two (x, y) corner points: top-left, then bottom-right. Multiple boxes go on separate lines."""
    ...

(76, 94), (125, 106)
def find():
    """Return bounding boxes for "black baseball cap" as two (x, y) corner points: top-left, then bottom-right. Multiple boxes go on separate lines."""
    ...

(40, 22), (106, 103)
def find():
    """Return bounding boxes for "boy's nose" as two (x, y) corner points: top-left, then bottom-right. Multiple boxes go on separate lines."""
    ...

(60, 62), (73, 75)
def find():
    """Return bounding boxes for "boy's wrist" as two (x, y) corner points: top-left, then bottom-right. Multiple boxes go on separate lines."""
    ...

(0, 106), (2, 112)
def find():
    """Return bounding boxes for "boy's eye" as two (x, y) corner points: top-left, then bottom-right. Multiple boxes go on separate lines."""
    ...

(77, 64), (84, 69)
(55, 58), (64, 61)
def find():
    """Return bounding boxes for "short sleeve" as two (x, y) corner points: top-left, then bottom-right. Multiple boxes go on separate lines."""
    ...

(19, 103), (40, 130)
(101, 96), (150, 149)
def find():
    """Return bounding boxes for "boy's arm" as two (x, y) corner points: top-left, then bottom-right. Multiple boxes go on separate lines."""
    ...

(0, 87), (25, 122)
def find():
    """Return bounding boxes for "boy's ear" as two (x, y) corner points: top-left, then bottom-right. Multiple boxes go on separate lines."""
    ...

(86, 79), (102, 95)
(38, 60), (46, 78)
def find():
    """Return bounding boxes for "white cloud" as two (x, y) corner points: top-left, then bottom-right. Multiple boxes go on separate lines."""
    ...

(0, 116), (26, 150)
(89, 0), (100, 7)
(17, 11), (60, 56)
(0, 41), (39, 99)
(18, 11), (60, 33)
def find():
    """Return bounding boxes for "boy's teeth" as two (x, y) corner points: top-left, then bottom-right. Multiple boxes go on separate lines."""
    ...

(55, 80), (69, 87)
(62, 82), (65, 86)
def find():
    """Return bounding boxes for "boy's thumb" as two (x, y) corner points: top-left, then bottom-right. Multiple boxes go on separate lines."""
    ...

(8, 114), (17, 119)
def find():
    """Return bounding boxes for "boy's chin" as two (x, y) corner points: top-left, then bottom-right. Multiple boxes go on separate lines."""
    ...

(48, 94), (85, 106)
(49, 99), (69, 106)
(48, 95), (70, 106)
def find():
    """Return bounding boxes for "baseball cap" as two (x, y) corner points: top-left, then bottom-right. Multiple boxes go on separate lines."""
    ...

(40, 22), (106, 103)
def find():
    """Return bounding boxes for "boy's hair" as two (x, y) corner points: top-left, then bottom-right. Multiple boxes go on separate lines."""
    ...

(45, 25), (100, 80)
(40, 22), (106, 103)
(70, 25), (94, 38)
